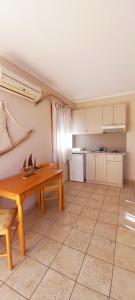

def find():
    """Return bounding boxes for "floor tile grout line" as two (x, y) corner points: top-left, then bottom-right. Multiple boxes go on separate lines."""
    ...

(69, 280), (110, 299)
(30, 185), (121, 299)
(66, 183), (135, 298)
(2, 258), (132, 300)
(108, 190), (121, 299)
(24, 223), (135, 274)
(5, 203), (75, 290)
(45, 186), (97, 300)
(2, 254), (26, 284)
(25, 194), (135, 275)
(69, 186), (110, 299)
(28, 190), (88, 299)
(12, 232), (43, 254)
(69, 189), (108, 299)
(26, 239), (135, 277)
(28, 267), (49, 299)
(2, 182), (134, 299)
(3, 281), (28, 299)
(4, 254), (48, 297)
(49, 265), (110, 299)
(13, 208), (78, 258)
(47, 214), (80, 269)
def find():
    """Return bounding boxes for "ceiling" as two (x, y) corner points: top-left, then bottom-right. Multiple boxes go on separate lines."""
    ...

(0, 0), (135, 102)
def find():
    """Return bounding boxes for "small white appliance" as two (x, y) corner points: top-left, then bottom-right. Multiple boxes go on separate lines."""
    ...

(69, 153), (86, 182)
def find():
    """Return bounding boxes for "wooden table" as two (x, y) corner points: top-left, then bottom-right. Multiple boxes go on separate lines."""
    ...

(0, 167), (63, 256)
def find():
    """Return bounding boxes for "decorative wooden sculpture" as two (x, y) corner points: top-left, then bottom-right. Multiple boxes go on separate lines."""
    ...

(0, 101), (34, 156)
(28, 153), (33, 167)
(22, 154), (38, 178)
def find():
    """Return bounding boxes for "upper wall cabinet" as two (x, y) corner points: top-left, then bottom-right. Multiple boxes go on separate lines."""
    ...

(86, 106), (102, 134)
(72, 103), (126, 135)
(114, 103), (126, 125)
(102, 105), (113, 125)
(72, 106), (102, 134)
(102, 103), (126, 126)
(72, 109), (86, 134)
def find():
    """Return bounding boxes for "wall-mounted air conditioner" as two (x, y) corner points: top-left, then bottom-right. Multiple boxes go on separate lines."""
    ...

(0, 66), (42, 102)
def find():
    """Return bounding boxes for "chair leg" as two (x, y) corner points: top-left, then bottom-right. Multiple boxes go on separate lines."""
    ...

(5, 229), (13, 271)
(37, 190), (41, 207)
(40, 189), (45, 214)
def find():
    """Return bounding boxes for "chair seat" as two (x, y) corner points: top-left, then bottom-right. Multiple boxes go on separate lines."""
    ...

(0, 209), (17, 230)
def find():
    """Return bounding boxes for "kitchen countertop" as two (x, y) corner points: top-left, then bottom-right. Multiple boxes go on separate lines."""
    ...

(72, 150), (126, 156)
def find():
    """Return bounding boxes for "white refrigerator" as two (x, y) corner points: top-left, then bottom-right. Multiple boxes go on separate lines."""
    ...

(69, 153), (86, 182)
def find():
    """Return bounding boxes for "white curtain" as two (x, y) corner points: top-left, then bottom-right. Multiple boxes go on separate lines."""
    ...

(52, 101), (72, 165)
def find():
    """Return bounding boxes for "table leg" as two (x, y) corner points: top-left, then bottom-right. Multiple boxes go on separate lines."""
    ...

(17, 201), (25, 256)
(58, 173), (63, 211)
(40, 189), (45, 214)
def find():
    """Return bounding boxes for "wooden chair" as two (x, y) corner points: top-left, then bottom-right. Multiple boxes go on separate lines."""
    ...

(38, 162), (62, 213)
(0, 208), (17, 270)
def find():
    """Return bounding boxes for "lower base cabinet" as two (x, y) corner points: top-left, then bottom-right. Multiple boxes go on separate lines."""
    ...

(106, 155), (123, 186)
(107, 161), (123, 186)
(95, 154), (106, 183)
(86, 154), (95, 181)
(86, 153), (124, 187)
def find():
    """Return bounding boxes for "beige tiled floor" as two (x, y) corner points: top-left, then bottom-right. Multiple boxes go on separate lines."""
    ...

(78, 255), (113, 296)
(87, 235), (115, 264)
(1, 181), (135, 299)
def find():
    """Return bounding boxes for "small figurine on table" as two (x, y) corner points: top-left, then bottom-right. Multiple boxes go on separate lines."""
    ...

(22, 154), (38, 178)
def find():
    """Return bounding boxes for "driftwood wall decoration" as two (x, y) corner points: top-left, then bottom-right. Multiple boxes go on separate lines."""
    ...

(0, 101), (34, 156)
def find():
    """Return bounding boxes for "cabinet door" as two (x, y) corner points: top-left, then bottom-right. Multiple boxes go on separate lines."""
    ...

(107, 161), (123, 186)
(72, 110), (86, 134)
(114, 103), (126, 125)
(86, 154), (96, 181)
(86, 106), (102, 133)
(102, 105), (113, 126)
(96, 154), (106, 182)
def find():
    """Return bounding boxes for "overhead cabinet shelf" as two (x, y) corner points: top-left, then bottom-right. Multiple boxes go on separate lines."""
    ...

(72, 106), (102, 134)
(72, 103), (126, 135)
(102, 103), (126, 126)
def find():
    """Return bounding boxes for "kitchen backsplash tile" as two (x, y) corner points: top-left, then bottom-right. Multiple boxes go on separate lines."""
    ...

(73, 132), (126, 152)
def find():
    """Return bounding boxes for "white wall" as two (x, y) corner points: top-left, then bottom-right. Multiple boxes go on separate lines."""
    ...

(75, 94), (135, 182)
(0, 57), (70, 211)
(0, 89), (52, 209)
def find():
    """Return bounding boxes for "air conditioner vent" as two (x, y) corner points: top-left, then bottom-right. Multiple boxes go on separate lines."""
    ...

(0, 66), (42, 102)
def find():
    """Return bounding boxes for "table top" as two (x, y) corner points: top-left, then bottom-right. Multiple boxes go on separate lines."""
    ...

(0, 167), (62, 197)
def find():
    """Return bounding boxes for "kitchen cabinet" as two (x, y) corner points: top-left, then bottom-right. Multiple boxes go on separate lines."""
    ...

(72, 106), (102, 134)
(72, 109), (86, 134)
(102, 103), (126, 126)
(86, 153), (124, 186)
(72, 103), (126, 135)
(86, 153), (106, 183)
(107, 154), (123, 186)
(95, 154), (106, 183)
(86, 106), (102, 134)
(86, 153), (95, 181)
(102, 105), (113, 126)
(114, 103), (126, 125)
